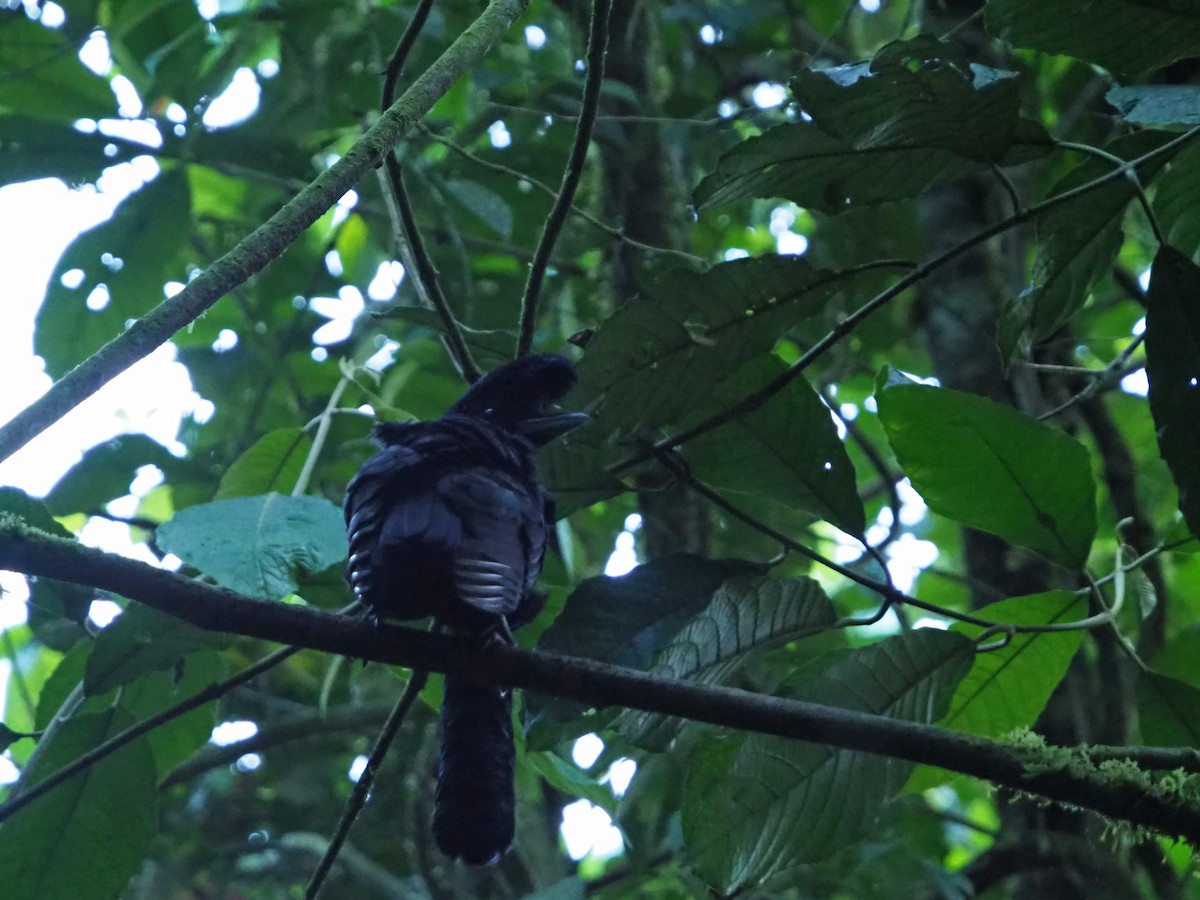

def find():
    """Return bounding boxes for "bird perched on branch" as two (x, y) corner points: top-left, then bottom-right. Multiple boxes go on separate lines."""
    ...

(343, 354), (587, 865)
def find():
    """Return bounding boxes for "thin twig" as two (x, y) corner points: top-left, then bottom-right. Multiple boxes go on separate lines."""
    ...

(305, 670), (430, 899)
(379, 2), (481, 383)
(1037, 332), (1144, 421)
(516, 0), (612, 357)
(1057, 139), (1167, 247)
(294, 376), (350, 496)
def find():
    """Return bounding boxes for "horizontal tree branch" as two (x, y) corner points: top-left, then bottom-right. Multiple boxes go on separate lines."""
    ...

(0, 0), (529, 467)
(0, 521), (1196, 843)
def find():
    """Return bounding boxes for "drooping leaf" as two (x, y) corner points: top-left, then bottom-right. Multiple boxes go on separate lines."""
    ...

(907, 590), (1086, 791)
(157, 493), (348, 599)
(619, 575), (838, 749)
(526, 751), (617, 816)
(0, 706), (157, 900)
(216, 428), (313, 500)
(1136, 671), (1200, 748)
(682, 356), (865, 536)
(85, 604), (229, 696)
(986, 0), (1200, 77)
(578, 255), (872, 435)
(998, 131), (1178, 361)
(1146, 245), (1200, 542)
(682, 629), (973, 891)
(35, 170), (193, 377)
(876, 372), (1096, 568)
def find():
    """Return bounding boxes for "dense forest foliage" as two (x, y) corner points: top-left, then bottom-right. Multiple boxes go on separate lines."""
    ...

(1, 0), (1200, 896)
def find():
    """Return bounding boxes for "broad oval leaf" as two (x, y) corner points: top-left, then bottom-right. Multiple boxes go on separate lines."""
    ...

(876, 373), (1096, 568)
(619, 575), (839, 749)
(0, 706), (156, 900)
(157, 493), (347, 599)
(1145, 246), (1200, 541)
(682, 629), (973, 891)
(682, 356), (866, 537)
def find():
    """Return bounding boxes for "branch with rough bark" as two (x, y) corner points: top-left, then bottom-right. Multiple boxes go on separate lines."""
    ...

(0, 521), (1197, 842)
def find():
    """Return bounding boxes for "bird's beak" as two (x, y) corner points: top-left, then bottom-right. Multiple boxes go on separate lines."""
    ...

(520, 411), (589, 446)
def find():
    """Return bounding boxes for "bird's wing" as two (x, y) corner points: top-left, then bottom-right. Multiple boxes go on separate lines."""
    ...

(438, 468), (542, 617)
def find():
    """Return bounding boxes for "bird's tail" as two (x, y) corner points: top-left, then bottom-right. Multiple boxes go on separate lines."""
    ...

(433, 674), (515, 865)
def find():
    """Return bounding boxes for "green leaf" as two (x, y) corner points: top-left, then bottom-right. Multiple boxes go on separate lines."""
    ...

(216, 428), (313, 500)
(986, 0), (1200, 77)
(876, 374), (1096, 568)
(539, 434), (625, 517)
(35, 170), (192, 378)
(682, 630), (973, 891)
(619, 575), (838, 749)
(0, 706), (157, 900)
(1136, 672), (1200, 747)
(120, 649), (224, 774)
(1107, 85), (1200, 127)
(0, 16), (116, 121)
(578, 256), (872, 435)
(537, 555), (765, 670)
(1146, 246), (1200, 542)
(0, 115), (139, 185)
(157, 493), (348, 599)
(1156, 143), (1200, 265)
(682, 356), (865, 536)
(44, 435), (179, 516)
(906, 590), (1086, 791)
(0, 486), (72, 538)
(85, 604), (228, 696)
(998, 131), (1178, 361)
(444, 177), (514, 240)
(526, 751), (617, 816)
(791, 36), (1024, 164)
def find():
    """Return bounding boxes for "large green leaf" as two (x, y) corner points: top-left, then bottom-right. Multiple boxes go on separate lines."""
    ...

(157, 493), (347, 599)
(907, 591), (1086, 791)
(998, 131), (1177, 361)
(619, 575), (838, 749)
(1145, 246), (1200, 542)
(35, 170), (193, 377)
(682, 629), (973, 891)
(0, 706), (157, 900)
(578, 255), (871, 435)
(987, 0), (1200, 76)
(682, 356), (865, 536)
(876, 373), (1096, 568)
(0, 116), (140, 186)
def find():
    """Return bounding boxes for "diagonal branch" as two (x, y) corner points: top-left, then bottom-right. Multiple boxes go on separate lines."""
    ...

(0, 523), (1197, 842)
(0, 0), (529, 466)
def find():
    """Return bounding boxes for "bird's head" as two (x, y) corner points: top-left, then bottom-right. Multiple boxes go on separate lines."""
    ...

(449, 354), (588, 445)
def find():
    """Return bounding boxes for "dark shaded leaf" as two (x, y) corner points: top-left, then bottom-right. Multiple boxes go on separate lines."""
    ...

(1146, 245), (1200, 541)
(157, 493), (348, 599)
(1156, 143), (1200, 265)
(683, 357), (865, 536)
(0, 486), (71, 537)
(1136, 671), (1200, 747)
(578, 256), (871, 435)
(998, 131), (1178, 361)
(877, 373), (1096, 568)
(0, 706), (156, 900)
(986, 0), (1200, 77)
(0, 116), (139, 185)
(682, 630), (973, 891)
(85, 604), (228, 695)
(619, 575), (838, 749)
(44, 435), (179, 516)
(0, 16), (116, 121)
(1108, 85), (1200, 127)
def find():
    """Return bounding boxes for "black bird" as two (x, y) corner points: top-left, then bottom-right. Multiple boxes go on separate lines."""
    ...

(343, 354), (587, 865)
